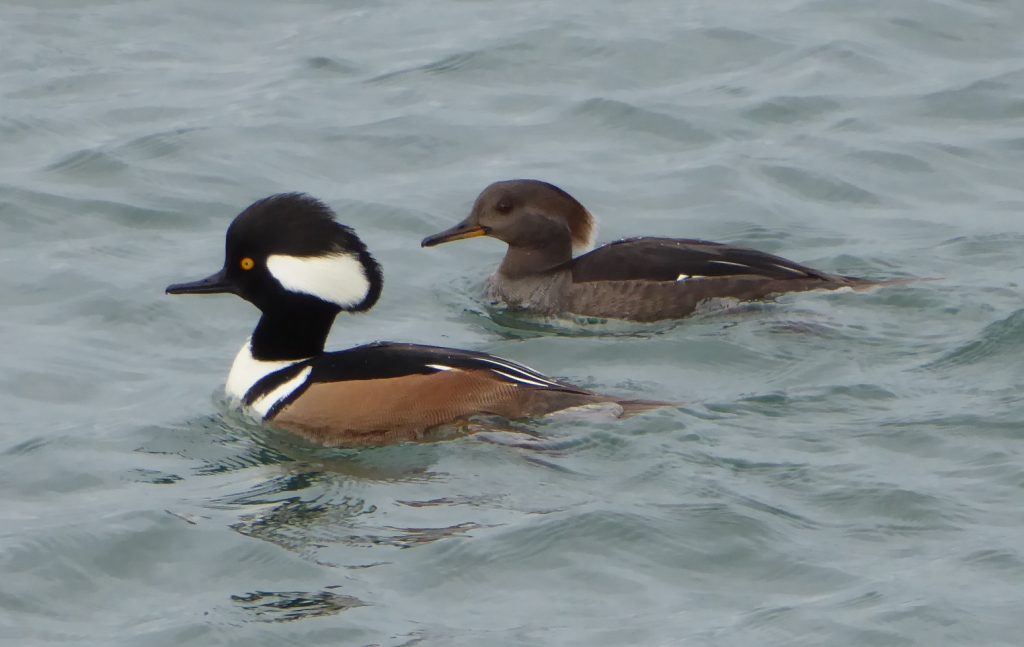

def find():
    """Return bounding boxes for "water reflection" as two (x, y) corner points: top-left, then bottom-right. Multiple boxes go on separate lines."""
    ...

(231, 586), (365, 622)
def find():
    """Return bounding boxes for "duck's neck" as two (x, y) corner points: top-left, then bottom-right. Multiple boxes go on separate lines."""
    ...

(498, 239), (573, 279)
(224, 305), (339, 401)
(250, 306), (338, 361)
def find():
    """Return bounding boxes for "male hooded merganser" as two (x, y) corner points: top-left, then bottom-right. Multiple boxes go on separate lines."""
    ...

(422, 179), (885, 322)
(166, 193), (661, 447)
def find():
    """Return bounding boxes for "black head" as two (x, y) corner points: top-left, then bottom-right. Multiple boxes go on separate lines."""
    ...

(421, 179), (595, 253)
(166, 193), (383, 315)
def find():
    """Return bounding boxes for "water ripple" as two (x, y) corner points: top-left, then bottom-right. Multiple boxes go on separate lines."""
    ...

(742, 95), (842, 125)
(759, 164), (883, 204)
(926, 309), (1024, 370)
(570, 98), (715, 145)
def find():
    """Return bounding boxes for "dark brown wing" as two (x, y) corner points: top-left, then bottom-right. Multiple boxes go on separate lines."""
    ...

(570, 237), (841, 283)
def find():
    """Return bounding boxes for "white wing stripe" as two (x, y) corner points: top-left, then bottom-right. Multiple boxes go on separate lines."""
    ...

(469, 356), (563, 386)
(708, 260), (751, 269)
(490, 369), (552, 388)
(772, 263), (809, 276)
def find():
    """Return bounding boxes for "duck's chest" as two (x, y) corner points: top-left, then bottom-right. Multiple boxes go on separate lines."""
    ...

(485, 271), (572, 314)
(225, 340), (310, 418)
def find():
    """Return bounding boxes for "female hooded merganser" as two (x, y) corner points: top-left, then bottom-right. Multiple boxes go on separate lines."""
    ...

(422, 179), (884, 322)
(167, 193), (661, 447)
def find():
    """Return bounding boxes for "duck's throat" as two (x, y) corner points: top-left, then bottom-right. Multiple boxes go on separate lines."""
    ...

(249, 308), (336, 361)
(498, 242), (571, 279)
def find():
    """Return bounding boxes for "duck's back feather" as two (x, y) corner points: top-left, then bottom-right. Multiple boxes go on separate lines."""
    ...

(569, 237), (843, 283)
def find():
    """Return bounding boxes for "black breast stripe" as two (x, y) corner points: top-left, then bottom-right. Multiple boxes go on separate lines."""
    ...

(243, 364), (310, 407)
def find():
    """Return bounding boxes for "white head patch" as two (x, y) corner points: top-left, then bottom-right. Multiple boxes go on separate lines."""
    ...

(266, 253), (370, 308)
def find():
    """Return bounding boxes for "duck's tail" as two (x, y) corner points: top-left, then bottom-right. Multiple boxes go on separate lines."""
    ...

(615, 398), (677, 417)
(839, 275), (940, 291)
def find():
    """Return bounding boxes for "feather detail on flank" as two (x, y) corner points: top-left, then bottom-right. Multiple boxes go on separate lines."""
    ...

(267, 253), (371, 308)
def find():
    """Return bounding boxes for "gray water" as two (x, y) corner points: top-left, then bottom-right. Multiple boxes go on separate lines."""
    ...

(2, 1), (1023, 645)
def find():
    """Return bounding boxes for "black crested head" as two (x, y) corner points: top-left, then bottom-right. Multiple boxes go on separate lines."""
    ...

(166, 193), (384, 361)
(167, 193), (383, 316)
(229, 193), (359, 257)
(227, 193), (383, 313)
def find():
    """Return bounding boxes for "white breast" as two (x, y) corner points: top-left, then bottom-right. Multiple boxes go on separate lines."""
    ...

(225, 339), (306, 404)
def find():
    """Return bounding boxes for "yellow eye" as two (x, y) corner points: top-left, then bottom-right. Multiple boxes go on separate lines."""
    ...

(240, 257), (255, 271)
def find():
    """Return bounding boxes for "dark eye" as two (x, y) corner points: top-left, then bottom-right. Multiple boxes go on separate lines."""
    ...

(495, 199), (512, 214)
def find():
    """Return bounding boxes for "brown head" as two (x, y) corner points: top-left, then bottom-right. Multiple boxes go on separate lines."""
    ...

(422, 180), (596, 274)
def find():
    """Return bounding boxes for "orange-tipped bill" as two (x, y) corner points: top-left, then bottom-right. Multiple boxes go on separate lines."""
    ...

(421, 222), (489, 247)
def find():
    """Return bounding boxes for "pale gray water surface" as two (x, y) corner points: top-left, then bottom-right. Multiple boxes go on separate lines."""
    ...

(2, 1), (1024, 645)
